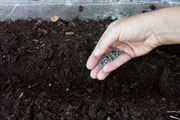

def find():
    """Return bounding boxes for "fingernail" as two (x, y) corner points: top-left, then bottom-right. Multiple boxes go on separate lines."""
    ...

(103, 65), (109, 72)
(93, 47), (101, 56)
(97, 70), (105, 80)
(90, 71), (97, 79)
(97, 73), (103, 80)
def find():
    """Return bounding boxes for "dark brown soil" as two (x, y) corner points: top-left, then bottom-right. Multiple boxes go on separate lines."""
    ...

(0, 18), (180, 120)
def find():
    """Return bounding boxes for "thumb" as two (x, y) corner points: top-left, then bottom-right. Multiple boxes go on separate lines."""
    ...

(92, 27), (119, 57)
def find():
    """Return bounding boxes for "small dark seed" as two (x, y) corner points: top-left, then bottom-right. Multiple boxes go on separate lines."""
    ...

(79, 6), (83, 12)
(98, 47), (124, 69)
(150, 4), (156, 10)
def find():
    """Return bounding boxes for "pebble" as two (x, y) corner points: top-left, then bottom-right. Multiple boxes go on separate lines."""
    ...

(32, 39), (39, 42)
(161, 98), (166, 101)
(65, 32), (74, 35)
(36, 47), (39, 50)
(51, 15), (59, 22)
(18, 92), (24, 99)
(107, 116), (111, 120)
(66, 88), (69, 92)
(48, 83), (52, 87)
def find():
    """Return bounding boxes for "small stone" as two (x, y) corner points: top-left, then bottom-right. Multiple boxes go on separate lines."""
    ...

(65, 32), (75, 35)
(161, 98), (166, 101)
(41, 29), (47, 34)
(37, 19), (43, 24)
(18, 92), (24, 99)
(107, 116), (111, 120)
(51, 15), (59, 22)
(66, 88), (69, 92)
(48, 83), (52, 87)
(32, 39), (39, 42)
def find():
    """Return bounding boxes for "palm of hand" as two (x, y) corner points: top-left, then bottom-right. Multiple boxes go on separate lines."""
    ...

(86, 18), (160, 80)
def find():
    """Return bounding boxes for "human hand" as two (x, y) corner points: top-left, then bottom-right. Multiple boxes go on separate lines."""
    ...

(86, 13), (163, 80)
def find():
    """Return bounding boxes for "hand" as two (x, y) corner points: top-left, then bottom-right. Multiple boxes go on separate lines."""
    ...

(86, 13), (163, 80)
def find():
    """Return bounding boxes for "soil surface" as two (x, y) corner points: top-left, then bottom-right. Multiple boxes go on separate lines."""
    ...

(0, 18), (180, 120)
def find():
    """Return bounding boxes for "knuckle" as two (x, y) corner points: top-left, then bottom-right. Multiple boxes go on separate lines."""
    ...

(108, 20), (118, 28)
(114, 58), (120, 67)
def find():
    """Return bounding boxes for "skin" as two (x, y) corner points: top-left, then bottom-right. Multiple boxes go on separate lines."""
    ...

(86, 6), (180, 80)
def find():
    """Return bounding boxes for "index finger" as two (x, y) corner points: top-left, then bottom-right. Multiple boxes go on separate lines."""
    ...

(86, 25), (119, 70)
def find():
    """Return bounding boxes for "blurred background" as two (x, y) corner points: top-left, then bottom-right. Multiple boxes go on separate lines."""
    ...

(0, 0), (179, 20)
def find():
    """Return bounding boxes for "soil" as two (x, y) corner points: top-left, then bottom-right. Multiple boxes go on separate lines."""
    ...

(0, 18), (180, 120)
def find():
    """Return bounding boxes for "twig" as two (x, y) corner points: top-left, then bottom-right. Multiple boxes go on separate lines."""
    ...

(167, 111), (180, 114)
(65, 32), (74, 35)
(146, 63), (157, 69)
(6, 81), (15, 91)
(18, 92), (24, 99)
(31, 82), (40, 88)
(169, 116), (180, 120)
(173, 73), (180, 77)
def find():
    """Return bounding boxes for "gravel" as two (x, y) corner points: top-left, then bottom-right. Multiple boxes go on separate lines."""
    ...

(98, 47), (124, 69)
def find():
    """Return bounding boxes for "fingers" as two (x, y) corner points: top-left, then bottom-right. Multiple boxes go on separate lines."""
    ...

(97, 69), (110, 80)
(86, 54), (101, 70)
(89, 50), (132, 80)
(87, 20), (135, 80)
(90, 66), (100, 79)
(86, 24), (119, 71)
(89, 54), (130, 80)
(101, 43), (134, 73)
(88, 43), (135, 80)
(90, 66), (110, 80)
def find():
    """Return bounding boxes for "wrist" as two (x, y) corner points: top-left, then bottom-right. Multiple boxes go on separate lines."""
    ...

(149, 7), (180, 45)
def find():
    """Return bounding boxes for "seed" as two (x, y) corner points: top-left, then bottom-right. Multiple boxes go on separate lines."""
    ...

(98, 47), (124, 69)
(79, 6), (83, 12)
